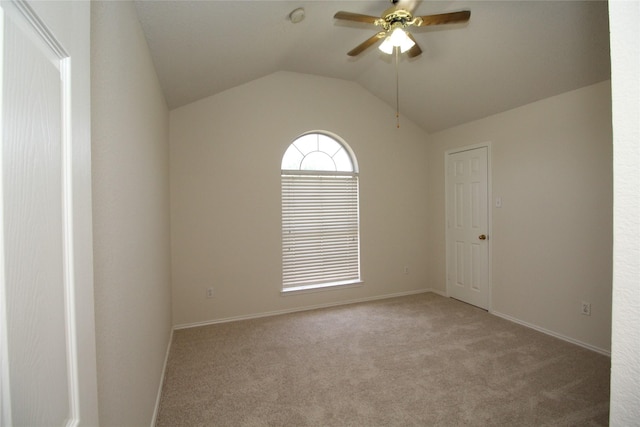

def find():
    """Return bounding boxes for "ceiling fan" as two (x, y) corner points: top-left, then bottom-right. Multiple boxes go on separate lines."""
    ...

(334, 0), (471, 57)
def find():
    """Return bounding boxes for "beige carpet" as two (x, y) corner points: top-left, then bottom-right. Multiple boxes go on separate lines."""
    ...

(156, 293), (610, 426)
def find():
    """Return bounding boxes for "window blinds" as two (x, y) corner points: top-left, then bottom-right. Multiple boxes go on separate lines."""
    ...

(281, 174), (360, 290)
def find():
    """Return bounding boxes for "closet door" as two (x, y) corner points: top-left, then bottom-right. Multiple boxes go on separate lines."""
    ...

(0, 1), (97, 425)
(446, 146), (490, 310)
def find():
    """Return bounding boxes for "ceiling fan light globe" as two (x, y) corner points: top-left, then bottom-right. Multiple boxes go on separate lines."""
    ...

(379, 37), (395, 54)
(398, 35), (415, 53)
(378, 28), (415, 54)
(389, 27), (407, 44)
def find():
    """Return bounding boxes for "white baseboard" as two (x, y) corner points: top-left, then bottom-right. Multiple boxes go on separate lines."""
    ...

(174, 288), (435, 330)
(150, 328), (173, 427)
(158, 290), (608, 427)
(427, 287), (447, 298)
(168, 290), (610, 356)
(491, 310), (611, 357)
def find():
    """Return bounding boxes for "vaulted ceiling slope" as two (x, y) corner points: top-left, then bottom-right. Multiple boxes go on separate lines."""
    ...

(134, 0), (611, 133)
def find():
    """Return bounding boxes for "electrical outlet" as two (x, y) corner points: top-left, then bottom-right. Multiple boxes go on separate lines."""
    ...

(206, 287), (214, 299)
(403, 266), (409, 274)
(581, 301), (591, 316)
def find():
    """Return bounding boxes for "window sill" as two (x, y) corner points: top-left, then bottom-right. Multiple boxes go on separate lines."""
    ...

(281, 280), (363, 296)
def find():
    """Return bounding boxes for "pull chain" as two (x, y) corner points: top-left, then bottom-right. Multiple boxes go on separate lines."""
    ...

(395, 46), (400, 128)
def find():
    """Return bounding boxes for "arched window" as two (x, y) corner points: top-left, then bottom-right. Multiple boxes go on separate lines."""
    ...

(281, 132), (361, 292)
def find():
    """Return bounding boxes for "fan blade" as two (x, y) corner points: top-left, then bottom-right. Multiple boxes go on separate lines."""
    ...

(347, 32), (386, 56)
(334, 11), (380, 25)
(415, 10), (470, 26)
(406, 33), (422, 58)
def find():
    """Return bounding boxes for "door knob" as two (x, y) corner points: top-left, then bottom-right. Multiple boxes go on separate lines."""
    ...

(479, 234), (487, 240)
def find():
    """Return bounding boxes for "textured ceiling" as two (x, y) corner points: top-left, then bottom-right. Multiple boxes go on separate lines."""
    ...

(134, 0), (611, 133)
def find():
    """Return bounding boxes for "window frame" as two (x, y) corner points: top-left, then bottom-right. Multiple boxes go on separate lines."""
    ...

(280, 132), (362, 294)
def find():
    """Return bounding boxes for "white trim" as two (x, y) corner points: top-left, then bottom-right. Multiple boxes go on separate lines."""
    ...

(444, 142), (493, 311)
(281, 280), (363, 296)
(285, 130), (360, 173)
(445, 142), (492, 155)
(12, 0), (67, 58)
(0, 6), (12, 426)
(281, 169), (357, 177)
(174, 289), (433, 330)
(172, 288), (608, 344)
(60, 56), (81, 427)
(427, 287), (447, 298)
(491, 310), (611, 357)
(150, 329), (173, 427)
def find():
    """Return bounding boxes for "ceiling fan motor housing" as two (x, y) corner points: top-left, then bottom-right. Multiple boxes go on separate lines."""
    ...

(379, 10), (420, 31)
(334, 5), (470, 57)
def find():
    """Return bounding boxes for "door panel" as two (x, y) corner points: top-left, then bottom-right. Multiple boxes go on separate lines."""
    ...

(3, 9), (70, 425)
(446, 146), (489, 309)
(0, 1), (98, 425)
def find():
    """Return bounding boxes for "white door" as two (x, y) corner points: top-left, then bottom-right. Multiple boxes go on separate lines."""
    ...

(446, 146), (489, 310)
(0, 1), (98, 426)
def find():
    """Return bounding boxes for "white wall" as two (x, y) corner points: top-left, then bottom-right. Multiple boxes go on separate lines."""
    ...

(169, 71), (430, 326)
(609, 0), (640, 423)
(91, 2), (172, 425)
(426, 81), (613, 353)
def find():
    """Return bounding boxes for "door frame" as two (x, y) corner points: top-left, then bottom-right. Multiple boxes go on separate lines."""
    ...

(444, 142), (493, 311)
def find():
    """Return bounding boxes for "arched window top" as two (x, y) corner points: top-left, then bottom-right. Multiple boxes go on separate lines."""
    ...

(282, 132), (358, 173)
